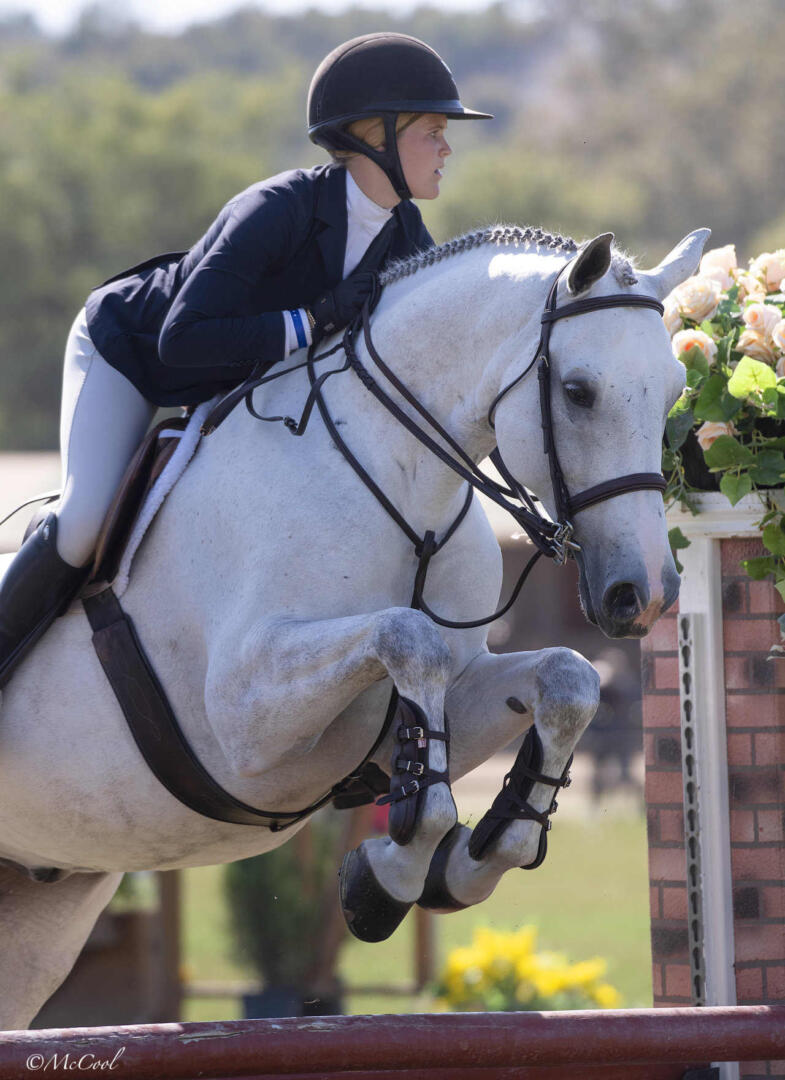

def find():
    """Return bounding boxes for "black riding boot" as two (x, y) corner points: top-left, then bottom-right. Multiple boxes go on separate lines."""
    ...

(0, 514), (89, 688)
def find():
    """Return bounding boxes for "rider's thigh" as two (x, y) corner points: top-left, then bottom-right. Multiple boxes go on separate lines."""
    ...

(56, 308), (156, 567)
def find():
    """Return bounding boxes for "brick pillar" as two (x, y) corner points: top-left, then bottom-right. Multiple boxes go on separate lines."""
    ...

(721, 539), (785, 1026)
(643, 497), (785, 1080)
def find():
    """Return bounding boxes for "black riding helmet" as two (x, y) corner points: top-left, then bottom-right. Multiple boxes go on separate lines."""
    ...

(308, 32), (492, 201)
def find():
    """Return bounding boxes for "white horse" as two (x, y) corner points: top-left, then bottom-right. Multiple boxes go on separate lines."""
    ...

(0, 225), (706, 1028)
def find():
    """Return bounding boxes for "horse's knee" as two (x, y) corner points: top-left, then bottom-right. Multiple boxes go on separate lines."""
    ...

(535, 648), (599, 738)
(373, 608), (451, 688)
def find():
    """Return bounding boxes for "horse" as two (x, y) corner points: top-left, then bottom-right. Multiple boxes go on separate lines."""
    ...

(0, 224), (707, 1028)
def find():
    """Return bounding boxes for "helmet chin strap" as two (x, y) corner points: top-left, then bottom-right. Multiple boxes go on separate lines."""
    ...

(327, 114), (412, 201)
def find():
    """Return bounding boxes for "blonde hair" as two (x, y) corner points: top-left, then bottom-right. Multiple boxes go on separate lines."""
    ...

(329, 112), (419, 161)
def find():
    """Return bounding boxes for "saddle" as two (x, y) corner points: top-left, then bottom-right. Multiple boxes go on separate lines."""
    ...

(89, 416), (189, 585)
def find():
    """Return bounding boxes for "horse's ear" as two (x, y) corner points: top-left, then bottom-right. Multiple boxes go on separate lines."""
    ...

(566, 233), (615, 296)
(637, 228), (712, 300)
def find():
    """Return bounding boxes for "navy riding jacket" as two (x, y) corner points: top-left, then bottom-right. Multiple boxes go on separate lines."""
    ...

(85, 163), (434, 407)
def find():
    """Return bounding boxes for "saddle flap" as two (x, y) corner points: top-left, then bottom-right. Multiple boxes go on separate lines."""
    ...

(90, 416), (188, 585)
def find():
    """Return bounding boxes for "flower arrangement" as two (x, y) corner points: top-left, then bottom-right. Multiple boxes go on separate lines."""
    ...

(663, 245), (785, 596)
(434, 926), (621, 1012)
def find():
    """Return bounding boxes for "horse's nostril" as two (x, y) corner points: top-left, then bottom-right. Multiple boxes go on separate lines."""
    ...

(603, 582), (644, 622)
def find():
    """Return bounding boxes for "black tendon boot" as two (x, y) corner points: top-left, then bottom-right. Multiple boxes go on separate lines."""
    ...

(0, 514), (89, 688)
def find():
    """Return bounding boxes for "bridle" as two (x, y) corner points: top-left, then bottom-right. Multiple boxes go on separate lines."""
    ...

(204, 257), (667, 630)
(486, 261), (667, 566)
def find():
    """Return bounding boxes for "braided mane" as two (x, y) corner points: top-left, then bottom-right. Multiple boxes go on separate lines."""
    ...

(380, 225), (638, 286)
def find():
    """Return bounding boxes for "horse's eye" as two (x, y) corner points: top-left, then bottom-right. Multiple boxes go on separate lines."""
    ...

(564, 381), (595, 408)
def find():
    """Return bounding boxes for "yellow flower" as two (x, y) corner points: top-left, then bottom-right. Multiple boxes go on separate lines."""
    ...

(593, 983), (622, 1009)
(566, 958), (607, 987)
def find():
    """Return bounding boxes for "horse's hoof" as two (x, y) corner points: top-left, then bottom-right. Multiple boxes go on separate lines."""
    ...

(417, 823), (469, 912)
(339, 845), (413, 942)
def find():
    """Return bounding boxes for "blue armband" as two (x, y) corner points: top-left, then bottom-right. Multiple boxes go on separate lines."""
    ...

(289, 308), (307, 350)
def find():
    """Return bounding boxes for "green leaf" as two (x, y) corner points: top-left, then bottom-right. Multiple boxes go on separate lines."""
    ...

(679, 345), (710, 377)
(727, 356), (777, 399)
(668, 526), (690, 551)
(762, 522), (785, 556)
(693, 374), (726, 421)
(749, 449), (785, 486)
(686, 368), (705, 389)
(703, 435), (754, 468)
(720, 472), (752, 505)
(665, 405), (695, 451)
(742, 555), (778, 580)
(716, 331), (736, 368)
(776, 580), (785, 604)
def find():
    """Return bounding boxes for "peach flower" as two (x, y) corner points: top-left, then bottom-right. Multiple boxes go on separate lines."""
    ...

(671, 274), (722, 321)
(750, 250), (785, 293)
(696, 421), (737, 452)
(743, 302), (781, 337)
(700, 244), (737, 290)
(737, 327), (776, 365)
(662, 294), (682, 336)
(772, 318), (785, 355)
(735, 271), (766, 302)
(776, 354), (785, 379)
(672, 328), (718, 364)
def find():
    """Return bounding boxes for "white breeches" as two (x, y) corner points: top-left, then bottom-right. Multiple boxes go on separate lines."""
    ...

(56, 309), (156, 568)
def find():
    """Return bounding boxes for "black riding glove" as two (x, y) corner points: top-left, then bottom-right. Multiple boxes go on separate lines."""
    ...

(307, 270), (376, 344)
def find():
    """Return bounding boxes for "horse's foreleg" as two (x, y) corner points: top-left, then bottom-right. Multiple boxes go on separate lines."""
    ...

(419, 647), (599, 911)
(0, 867), (122, 1029)
(208, 607), (456, 941)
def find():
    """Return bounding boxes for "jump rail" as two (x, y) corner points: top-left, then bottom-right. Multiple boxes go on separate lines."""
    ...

(1, 1006), (784, 1080)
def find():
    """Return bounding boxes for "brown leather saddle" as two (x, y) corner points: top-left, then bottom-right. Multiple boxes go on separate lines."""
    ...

(88, 416), (189, 585)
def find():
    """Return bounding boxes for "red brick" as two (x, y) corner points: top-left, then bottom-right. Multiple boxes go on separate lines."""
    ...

(754, 731), (785, 765)
(731, 809), (757, 843)
(736, 966), (764, 1001)
(645, 769), (685, 806)
(768, 1062), (785, 1077)
(728, 732), (754, 766)
(653, 655), (679, 689)
(723, 537), (766, 571)
(741, 1064), (773, 1079)
(725, 654), (750, 690)
(750, 579), (784, 614)
(647, 618), (679, 651)
(735, 922), (785, 962)
(728, 766), (781, 807)
(732, 846), (785, 879)
(726, 693), (785, 728)
(649, 885), (662, 920)
(649, 846), (687, 883)
(642, 694), (681, 729)
(724, 617), (781, 652)
(652, 964), (663, 999)
(762, 886), (785, 919)
(663, 963), (692, 998)
(659, 809), (684, 843)
(767, 964), (785, 998)
(662, 886), (688, 920)
(758, 809), (785, 843)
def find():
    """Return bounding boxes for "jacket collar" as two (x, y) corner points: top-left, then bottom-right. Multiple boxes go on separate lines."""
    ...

(315, 165), (348, 285)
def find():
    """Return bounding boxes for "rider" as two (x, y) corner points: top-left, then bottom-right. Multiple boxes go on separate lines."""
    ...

(0, 32), (491, 688)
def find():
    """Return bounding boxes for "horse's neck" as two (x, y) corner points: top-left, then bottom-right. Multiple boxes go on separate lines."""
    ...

(361, 247), (562, 467)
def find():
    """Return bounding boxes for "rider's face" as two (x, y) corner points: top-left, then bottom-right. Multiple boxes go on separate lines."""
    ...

(397, 114), (452, 200)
